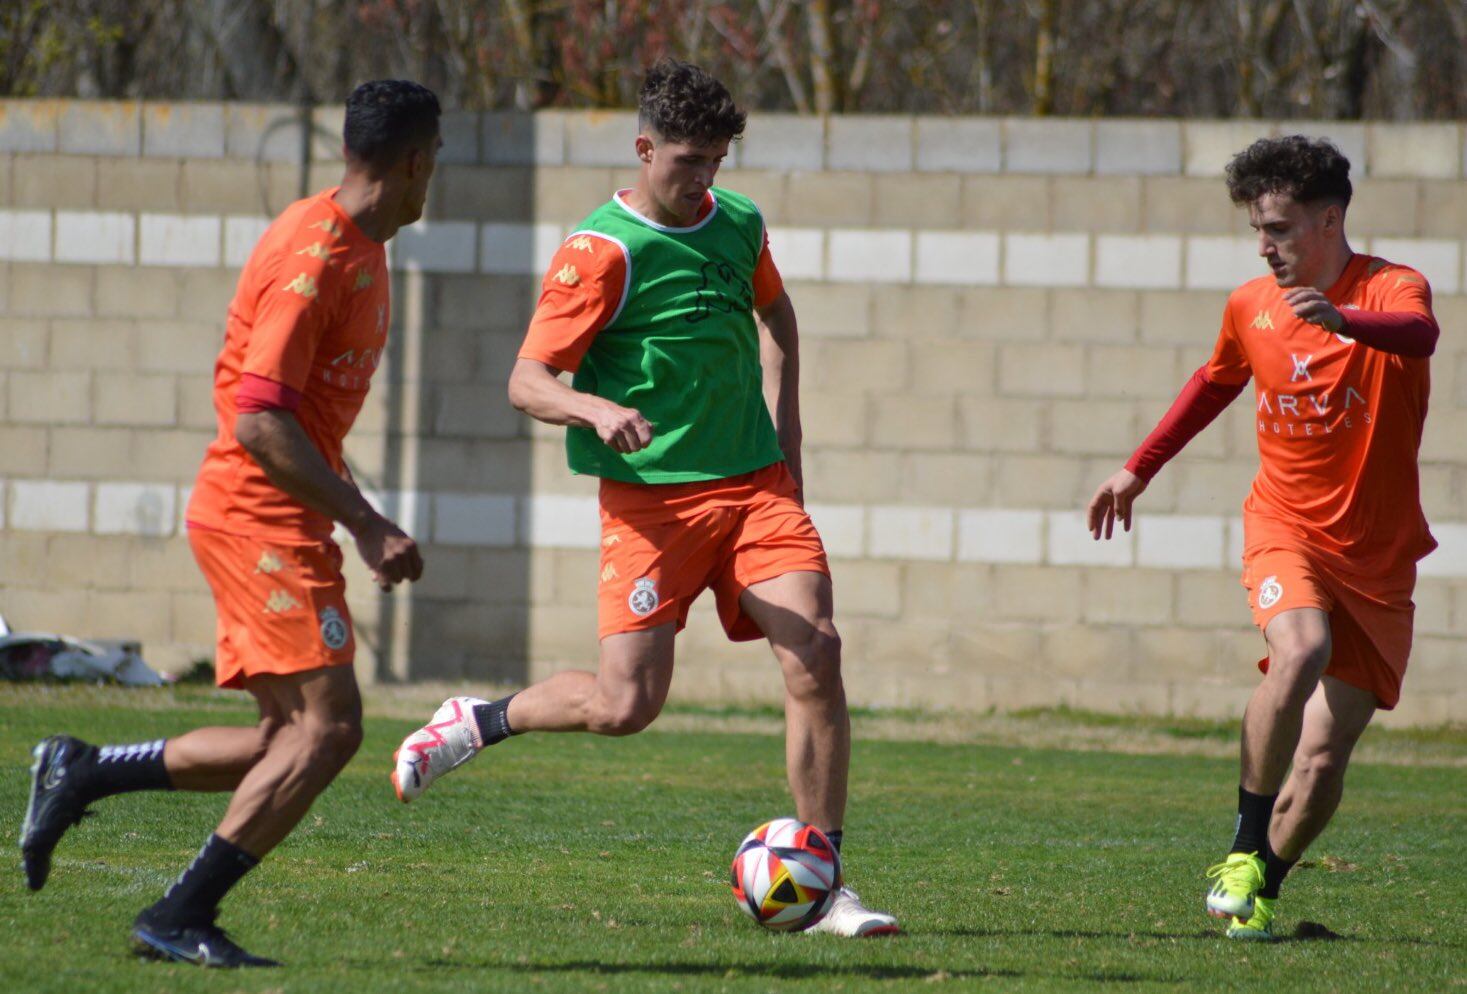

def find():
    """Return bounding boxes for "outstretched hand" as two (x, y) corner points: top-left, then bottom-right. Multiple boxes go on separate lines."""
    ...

(1086, 467), (1148, 540)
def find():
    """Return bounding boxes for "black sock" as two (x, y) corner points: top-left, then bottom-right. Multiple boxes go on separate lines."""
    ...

(78, 739), (173, 802)
(149, 834), (259, 927)
(825, 830), (843, 854)
(472, 695), (518, 746)
(1230, 787), (1277, 855)
(1259, 845), (1296, 899)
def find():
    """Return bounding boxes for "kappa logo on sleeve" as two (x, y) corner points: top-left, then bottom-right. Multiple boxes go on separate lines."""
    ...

(283, 272), (319, 299)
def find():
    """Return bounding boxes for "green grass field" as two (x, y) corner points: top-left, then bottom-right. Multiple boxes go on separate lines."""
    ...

(1, 685), (1462, 993)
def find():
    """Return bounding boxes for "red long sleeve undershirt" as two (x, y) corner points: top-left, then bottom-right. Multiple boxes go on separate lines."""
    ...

(1337, 309), (1438, 358)
(1125, 367), (1245, 482)
(1125, 309), (1437, 482)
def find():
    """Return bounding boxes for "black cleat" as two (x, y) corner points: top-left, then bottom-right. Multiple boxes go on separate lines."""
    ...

(20, 735), (93, 891)
(131, 907), (281, 968)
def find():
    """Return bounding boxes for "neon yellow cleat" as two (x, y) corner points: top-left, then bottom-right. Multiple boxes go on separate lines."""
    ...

(1204, 851), (1265, 919)
(1226, 896), (1278, 941)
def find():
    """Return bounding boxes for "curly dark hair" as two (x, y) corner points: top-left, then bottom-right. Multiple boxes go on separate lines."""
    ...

(1225, 135), (1352, 209)
(638, 58), (746, 146)
(344, 79), (441, 170)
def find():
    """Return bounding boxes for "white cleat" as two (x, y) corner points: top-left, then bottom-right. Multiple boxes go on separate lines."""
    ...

(807, 886), (900, 937)
(391, 696), (486, 803)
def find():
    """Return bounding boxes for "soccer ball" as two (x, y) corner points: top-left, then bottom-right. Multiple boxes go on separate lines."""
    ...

(729, 818), (842, 931)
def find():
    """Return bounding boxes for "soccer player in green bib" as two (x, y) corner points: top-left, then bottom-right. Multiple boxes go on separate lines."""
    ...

(392, 59), (897, 937)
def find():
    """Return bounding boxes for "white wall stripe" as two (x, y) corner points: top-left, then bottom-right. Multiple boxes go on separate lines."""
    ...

(8, 479), (1467, 578)
(22, 209), (1467, 296)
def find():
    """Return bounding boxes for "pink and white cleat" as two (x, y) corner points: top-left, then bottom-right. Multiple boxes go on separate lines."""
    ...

(806, 886), (900, 937)
(391, 696), (487, 803)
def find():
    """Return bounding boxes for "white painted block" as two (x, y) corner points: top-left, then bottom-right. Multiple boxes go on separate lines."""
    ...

(0, 210), (51, 261)
(806, 502), (865, 559)
(915, 231), (1000, 286)
(915, 117), (1002, 173)
(522, 494), (600, 549)
(1368, 238), (1461, 296)
(956, 508), (1043, 564)
(767, 227), (824, 281)
(828, 116), (914, 172)
(139, 214), (220, 267)
(433, 493), (517, 547)
(394, 220), (477, 274)
(223, 216), (270, 268)
(1185, 236), (1262, 290)
(867, 506), (953, 561)
(177, 485), (193, 534)
(1136, 514), (1226, 569)
(1227, 516), (1245, 567)
(94, 482), (177, 537)
(1046, 510), (1134, 566)
(1095, 235), (1182, 290)
(54, 211), (134, 265)
(1095, 120), (1182, 175)
(481, 222), (564, 276)
(828, 230), (912, 283)
(1003, 233), (1088, 287)
(1419, 523), (1467, 579)
(361, 488), (431, 538)
(1004, 118), (1092, 174)
(10, 480), (89, 532)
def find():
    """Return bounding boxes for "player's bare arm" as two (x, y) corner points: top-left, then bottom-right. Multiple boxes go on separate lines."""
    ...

(235, 408), (422, 588)
(756, 290), (803, 492)
(507, 357), (653, 454)
(1087, 467), (1148, 540)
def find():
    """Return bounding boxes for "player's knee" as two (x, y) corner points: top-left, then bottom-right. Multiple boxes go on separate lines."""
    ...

(1267, 640), (1330, 694)
(302, 715), (364, 769)
(592, 696), (661, 736)
(1294, 745), (1348, 788)
(784, 626), (843, 700)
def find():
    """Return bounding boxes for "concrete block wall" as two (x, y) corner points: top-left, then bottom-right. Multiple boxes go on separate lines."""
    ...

(1, 102), (1464, 725)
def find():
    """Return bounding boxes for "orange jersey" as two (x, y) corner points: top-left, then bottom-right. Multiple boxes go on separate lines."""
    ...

(188, 188), (390, 541)
(1206, 254), (1436, 575)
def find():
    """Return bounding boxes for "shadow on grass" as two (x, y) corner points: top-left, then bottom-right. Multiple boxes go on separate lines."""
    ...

(390, 959), (1201, 985)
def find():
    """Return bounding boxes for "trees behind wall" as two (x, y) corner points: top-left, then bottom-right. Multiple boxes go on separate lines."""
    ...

(2, 0), (1464, 119)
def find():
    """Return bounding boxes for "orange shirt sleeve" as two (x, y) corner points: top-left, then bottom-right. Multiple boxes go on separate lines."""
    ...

(1203, 294), (1253, 386)
(241, 224), (347, 393)
(518, 234), (628, 374)
(752, 229), (784, 309)
(1373, 264), (1434, 318)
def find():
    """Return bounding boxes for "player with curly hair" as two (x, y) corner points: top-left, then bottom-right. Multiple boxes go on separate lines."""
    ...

(1086, 136), (1439, 940)
(392, 58), (897, 937)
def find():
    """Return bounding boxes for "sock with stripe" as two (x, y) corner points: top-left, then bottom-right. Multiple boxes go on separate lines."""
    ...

(471, 695), (518, 747)
(78, 739), (173, 802)
(146, 833), (259, 928)
(1229, 786), (1277, 856)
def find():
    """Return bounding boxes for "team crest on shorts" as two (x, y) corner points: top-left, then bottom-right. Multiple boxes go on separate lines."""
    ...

(628, 577), (659, 617)
(1258, 575), (1283, 610)
(318, 607), (350, 650)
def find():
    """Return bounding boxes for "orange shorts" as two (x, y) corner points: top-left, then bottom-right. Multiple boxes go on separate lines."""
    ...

(1241, 546), (1414, 709)
(188, 525), (356, 690)
(596, 462), (830, 641)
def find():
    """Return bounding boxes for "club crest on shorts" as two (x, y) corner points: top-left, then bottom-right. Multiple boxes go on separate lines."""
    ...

(628, 577), (659, 617)
(319, 606), (350, 650)
(1258, 575), (1283, 610)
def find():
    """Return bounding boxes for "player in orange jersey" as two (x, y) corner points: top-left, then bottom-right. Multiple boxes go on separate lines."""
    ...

(1087, 136), (1439, 941)
(20, 80), (441, 967)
